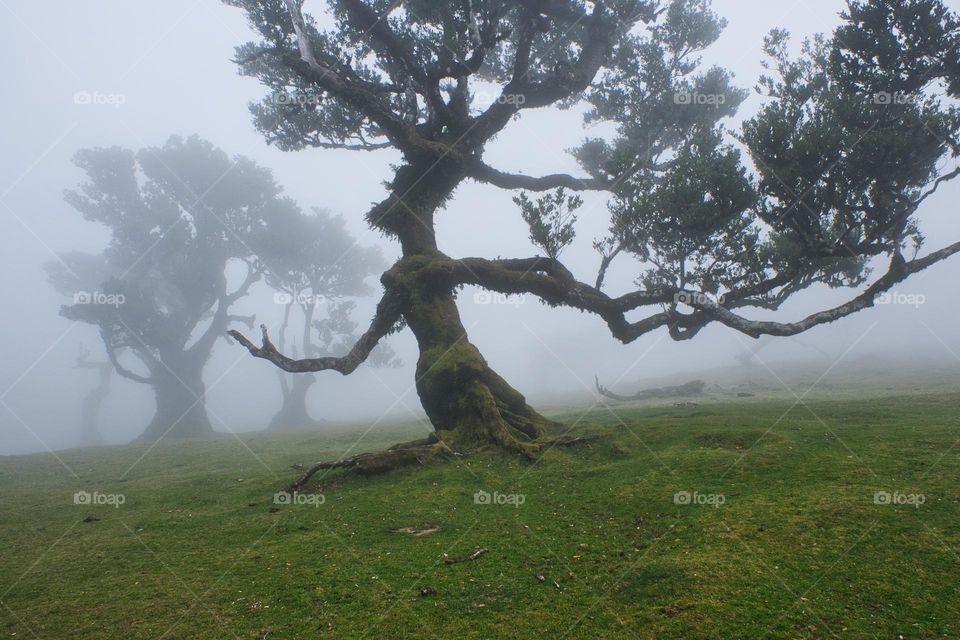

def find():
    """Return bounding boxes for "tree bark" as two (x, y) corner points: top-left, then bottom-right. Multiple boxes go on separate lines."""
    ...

(139, 357), (213, 441)
(387, 252), (559, 456)
(78, 362), (111, 446)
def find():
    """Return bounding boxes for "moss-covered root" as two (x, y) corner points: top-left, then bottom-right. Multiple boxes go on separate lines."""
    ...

(415, 341), (562, 459)
(286, 442), (447, 491)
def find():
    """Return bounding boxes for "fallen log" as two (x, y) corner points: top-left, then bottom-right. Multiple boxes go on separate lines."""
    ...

(594, 377), (706, 402)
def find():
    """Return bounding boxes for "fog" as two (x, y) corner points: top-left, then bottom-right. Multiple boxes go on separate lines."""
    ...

(2, 0), (958, 455)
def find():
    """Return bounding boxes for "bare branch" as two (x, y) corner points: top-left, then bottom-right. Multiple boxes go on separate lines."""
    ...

(433, 236), (960, 345)
(467, 159), (607, 191)
(680, 241), (960, 338)
(104, 343), (153, 385)
(311, 140), (393, 151)
(229, 291), (401, 374)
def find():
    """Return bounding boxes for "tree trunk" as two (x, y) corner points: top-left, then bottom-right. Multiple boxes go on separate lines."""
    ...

(78, 364), (111, 446)
(139, 359), (213, 441)
(268, 374), (322, 430)
(375, 164), (560, 455)
(395, 259), (558, 456)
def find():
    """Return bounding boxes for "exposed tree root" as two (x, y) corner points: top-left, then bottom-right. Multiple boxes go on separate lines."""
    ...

(539, 435), (601, 447)
(283, 430), (600, 493)
(286, 442), (447, 492)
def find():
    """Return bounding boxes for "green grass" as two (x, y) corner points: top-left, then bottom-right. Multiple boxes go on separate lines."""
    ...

(1, 392), (959, 639)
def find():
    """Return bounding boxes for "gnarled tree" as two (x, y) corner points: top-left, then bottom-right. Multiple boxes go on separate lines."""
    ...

(225, 0), (960, 467)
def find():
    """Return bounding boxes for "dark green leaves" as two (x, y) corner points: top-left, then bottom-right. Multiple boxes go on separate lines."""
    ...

(513, 188), (583, 259)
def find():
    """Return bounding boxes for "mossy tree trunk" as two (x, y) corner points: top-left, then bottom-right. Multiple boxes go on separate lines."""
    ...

(233, 161), (564, 463)
(380, 164), (559, 455)
(404, 288), (556, 456)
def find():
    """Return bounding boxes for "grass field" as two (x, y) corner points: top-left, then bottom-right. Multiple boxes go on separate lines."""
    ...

(1, 391), (959, 639)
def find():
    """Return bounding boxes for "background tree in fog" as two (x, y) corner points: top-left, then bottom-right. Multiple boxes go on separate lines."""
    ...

(49, 135), (294, 440)
(74, 346), (112, 446)
(260, 207), (396, 429)
(47, 254), (118, 446)
(224, 0), (960, 469)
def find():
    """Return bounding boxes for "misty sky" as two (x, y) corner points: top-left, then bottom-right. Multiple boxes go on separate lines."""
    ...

(2, 0), (959, 454)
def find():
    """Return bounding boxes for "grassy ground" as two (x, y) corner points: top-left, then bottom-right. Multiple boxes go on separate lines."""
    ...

(1, 392), (959, 639)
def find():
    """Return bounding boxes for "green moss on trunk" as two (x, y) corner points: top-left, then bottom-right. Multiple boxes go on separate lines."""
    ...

(390, 256), (560, 456)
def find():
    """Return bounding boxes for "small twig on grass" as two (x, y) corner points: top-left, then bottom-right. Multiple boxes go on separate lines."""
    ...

(393, 525), (442, 537)
(445, 548), (489, 565)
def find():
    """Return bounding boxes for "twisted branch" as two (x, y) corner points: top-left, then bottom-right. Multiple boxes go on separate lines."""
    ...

(228, 291), (401, 374)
